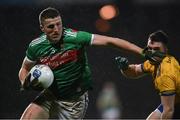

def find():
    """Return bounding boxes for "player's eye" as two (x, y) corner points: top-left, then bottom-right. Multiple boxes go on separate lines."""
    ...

(47, 24), (55, 29)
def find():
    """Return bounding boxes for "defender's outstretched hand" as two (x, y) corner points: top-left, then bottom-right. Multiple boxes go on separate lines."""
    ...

(115, 56), (129, 70)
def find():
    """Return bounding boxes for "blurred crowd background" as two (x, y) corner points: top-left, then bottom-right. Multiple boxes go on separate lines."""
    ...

(0, 0), (179, 119)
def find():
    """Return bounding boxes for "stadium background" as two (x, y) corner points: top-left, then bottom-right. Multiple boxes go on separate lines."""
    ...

(0, 0), (179, 119)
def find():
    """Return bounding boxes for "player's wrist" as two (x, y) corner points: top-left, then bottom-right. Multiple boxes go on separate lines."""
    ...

(22, 73), (31, 90)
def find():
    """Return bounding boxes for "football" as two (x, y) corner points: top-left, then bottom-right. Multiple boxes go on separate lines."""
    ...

(29, 64), (54, 89)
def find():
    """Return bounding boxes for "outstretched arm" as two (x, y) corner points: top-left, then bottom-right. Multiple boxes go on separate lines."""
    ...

(123, 64), (145, 79)
(92, 34), (143, 55)
(115, 56), (145, 79)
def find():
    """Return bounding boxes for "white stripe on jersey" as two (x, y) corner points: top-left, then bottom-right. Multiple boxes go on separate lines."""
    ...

(64, 31), (77, 37)
(30, 35), (46, 46)
(25, 56), (36, 63)
(90, 34), (94, 45)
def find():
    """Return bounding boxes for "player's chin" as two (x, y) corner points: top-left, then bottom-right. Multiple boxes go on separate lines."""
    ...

(50, 37), (61, 43)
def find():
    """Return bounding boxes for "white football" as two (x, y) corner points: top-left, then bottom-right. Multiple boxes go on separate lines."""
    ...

(29, 64), (54, 89)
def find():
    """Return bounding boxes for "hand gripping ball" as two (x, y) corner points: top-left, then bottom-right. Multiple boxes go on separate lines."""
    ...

(29, 64), (54, 89)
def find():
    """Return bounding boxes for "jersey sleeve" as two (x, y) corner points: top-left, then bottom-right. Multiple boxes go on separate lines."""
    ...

(26, 44), (37, 61)
(142, 60), (155, 73)
(64, 30), (93, 45)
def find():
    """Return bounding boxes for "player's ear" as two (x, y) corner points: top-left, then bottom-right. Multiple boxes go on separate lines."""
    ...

(40, 24), (44, 32)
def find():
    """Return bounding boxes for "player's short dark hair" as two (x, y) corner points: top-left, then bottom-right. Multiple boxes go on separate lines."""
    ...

(39, 7), (60, 25)
(149, 30), (168, 45)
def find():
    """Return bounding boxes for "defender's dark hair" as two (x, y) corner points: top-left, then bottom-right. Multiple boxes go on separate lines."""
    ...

(39, 7), (60, 25)
(149, 30), (168, 45)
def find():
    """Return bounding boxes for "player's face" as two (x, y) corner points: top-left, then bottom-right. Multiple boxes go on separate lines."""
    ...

(41, 16), (63, 43)
(147, 38), (167, 63)
(147, 38), (167, 53)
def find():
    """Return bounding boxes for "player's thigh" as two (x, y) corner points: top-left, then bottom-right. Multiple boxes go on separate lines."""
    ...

(146, 110), (161, 120)
(146, 104), (163, 120)
(20, 103), (49, 119)
(53, 92), (89, 119)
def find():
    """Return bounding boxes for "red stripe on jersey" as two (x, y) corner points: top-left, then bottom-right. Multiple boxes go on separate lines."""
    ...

(72, 29), (78, 32)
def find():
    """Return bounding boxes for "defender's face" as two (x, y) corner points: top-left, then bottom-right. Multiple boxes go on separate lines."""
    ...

(147, 38), (167, 64)
(147, 38), (166, 53)
(41, 16), (63, 43)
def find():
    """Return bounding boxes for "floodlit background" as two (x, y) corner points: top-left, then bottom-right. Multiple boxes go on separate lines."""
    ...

(0, 0), (179, 119)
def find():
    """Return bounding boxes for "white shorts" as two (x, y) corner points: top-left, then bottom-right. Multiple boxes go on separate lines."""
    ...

(33, 90), (89, 119)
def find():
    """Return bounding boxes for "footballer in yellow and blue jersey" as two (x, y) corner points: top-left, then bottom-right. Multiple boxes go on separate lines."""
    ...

(143, 55), (180, 103)
(115, 30), (180, 119)
(142, 55), (180, 118)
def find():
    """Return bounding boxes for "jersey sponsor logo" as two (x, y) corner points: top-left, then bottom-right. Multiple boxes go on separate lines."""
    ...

(38, 50), (80, 69)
